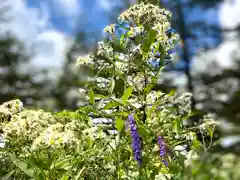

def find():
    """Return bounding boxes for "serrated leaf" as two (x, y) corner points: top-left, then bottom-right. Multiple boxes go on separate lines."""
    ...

(122, 87), (133, 104)
(115, 116), (124, 131)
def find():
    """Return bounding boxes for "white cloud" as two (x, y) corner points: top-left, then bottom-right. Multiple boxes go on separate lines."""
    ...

(53, 0), (80, 16)
(192, 0), (240, 73)
(1, 0), (50, 45)
(33, 30), (69, 69)
(96, 0), (115, 11)
(52, 0), (81, 29)
(0, 0), (76, 71)
(219, 0), (240, 29)
(95, 0), (136, 12)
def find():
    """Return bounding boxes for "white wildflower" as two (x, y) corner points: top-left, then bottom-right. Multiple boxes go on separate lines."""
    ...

(0, 99), (23, 114)
(128, 26), (144, 38)
(76, 55), (94, 66)
(103, 24), (115, 35)
(115, 61), (128, 72)
(96, 77), (110, 88)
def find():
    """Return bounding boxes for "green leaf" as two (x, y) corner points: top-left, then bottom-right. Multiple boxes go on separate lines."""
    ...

(109, 78), (115, 94)
(138, 126), (149, 138)
(168, 89), (176, 96)
(207, 125), (214, 138)
(74, 166), (86, 180)
(114, 79), (125, 95)
(9, 154), (39, 178)
(1, 170), (15, 180)
(115, 116), (124, 131)
(51, 156), (74, 170)
(173, 119), (182, 135)
(192, 139), (201, 150)
(122, 87), (133, 104)
(149, 29), (157, 44)
(88, 89), (95, 105)
(104, 101), (119, 110)
(113, 111), (130, 117)
(61, 175), (69, 180)
(120, 34), (125, 47)
(144, 83), (155, 95)
(142, 40), (150, 52)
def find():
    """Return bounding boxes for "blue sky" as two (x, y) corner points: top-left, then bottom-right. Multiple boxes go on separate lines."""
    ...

(2, 0), (240, 73)
(25, 0), (115, 35)
(15, 0), (131, 70)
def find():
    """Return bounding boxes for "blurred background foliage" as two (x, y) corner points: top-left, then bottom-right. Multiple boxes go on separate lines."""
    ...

(0, 0), (239, 157)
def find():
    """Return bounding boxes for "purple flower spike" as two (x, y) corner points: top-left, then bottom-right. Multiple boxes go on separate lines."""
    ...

(128, 114), (142, 166)
(157, 136), (168, 167)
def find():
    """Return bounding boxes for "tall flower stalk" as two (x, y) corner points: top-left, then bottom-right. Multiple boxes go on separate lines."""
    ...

(128, 114), (142, 166)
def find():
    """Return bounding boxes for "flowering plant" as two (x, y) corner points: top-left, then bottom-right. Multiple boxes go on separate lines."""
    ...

(75, 2), (219, 179)
(0, 2), (239, 180)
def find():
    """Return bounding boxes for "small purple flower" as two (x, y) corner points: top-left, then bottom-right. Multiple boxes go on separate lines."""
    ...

(167, 49), (173, 55)
(128, 114), (142, 166)
(155, 52), (161, 58)
(157, 136), (168, 166)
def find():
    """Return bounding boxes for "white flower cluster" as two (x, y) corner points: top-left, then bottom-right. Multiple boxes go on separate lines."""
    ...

(0, 99), (23, 123)
(2, 110), (54, 141)
(173, 92), (192, 116)
(96, 77), (111, 89)
(0, 100), (83, 150)
(146, 90), (165, 105)
(76, 54), (94, 67)
(119, 3), (179, 49)
(118, 3), (171, 26)
(33, 123), (77, 149)
(115, 61), (128, 72)
(127, 72), (151, 91)
(0, 99), (23, 114)
(128, 25), (144, 38)
(97, 41), (114, 58)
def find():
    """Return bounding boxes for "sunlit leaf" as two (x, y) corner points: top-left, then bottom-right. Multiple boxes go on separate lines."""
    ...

(116, 116), (125, 131)
(122, 86), (133, 104)
(104, 101), (119, 110)
(89, 89), (95, 105)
